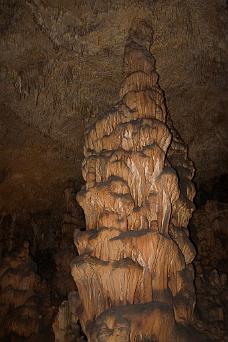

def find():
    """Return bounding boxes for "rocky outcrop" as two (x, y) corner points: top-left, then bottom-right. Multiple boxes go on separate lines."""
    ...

(71, 20), (200, 341)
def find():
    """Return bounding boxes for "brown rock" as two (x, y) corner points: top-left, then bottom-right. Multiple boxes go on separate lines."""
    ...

(71, 20), (200, 341)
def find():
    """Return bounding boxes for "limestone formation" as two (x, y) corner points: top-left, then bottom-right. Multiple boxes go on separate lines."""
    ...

(53, 181), (81, 298)
(53, 291), (84, 342)
(53, 181), (85, 341)
(0, 241), (52, 339)
(191, 200), (228, 340)
(71, 20), (198, 341)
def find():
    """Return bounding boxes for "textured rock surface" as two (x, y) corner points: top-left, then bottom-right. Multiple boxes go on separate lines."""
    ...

(0, 0), (227, 340)
(0, 0), (227, 279)
(53, 291), (85, 342)
(52, 181), (83, 298)
(191, 199), (228, 341)
(0, 0), (228, 220)
(71, 20), (202, 341)
(0, 241), (53, 339)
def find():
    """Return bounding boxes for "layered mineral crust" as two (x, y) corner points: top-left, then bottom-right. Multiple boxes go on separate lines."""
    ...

(71, 20), (197, 341)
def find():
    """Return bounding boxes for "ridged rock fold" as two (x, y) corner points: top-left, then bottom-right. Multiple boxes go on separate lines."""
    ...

(71, 19), (198, 342)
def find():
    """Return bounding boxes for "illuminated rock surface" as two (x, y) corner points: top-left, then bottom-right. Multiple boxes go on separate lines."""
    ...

(71, 20), (203, 341)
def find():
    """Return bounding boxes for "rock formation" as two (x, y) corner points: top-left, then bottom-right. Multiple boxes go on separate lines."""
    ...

(0, 241), (52, 339)
(53, 181), (82, 298)
(70, 19), (198, 341)
(191, 200), (228, 340)
(53, 291), (85, 342)
(52, 181), (85, 341)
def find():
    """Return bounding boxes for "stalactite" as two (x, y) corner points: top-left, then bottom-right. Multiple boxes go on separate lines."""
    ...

(71, 19), (202, 341)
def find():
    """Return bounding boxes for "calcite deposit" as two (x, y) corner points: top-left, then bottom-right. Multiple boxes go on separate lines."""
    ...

(71, 20), (200, 341)
(53, 181), (82, 298)
(53, 291), (85, 342)
(0, 241), (52, 339)
(192, 200), (228, 340)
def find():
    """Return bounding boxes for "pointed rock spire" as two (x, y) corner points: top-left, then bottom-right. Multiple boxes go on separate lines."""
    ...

(71, 19), (199, 341)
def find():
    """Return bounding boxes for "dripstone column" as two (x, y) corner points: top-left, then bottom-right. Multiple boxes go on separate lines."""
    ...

(71, 20), (199, 342)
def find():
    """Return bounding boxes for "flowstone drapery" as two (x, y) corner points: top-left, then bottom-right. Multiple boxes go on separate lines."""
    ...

(71, 20), (198, 341)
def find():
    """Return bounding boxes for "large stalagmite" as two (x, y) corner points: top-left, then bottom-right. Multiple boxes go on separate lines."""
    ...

(71, 20), (198, 341)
